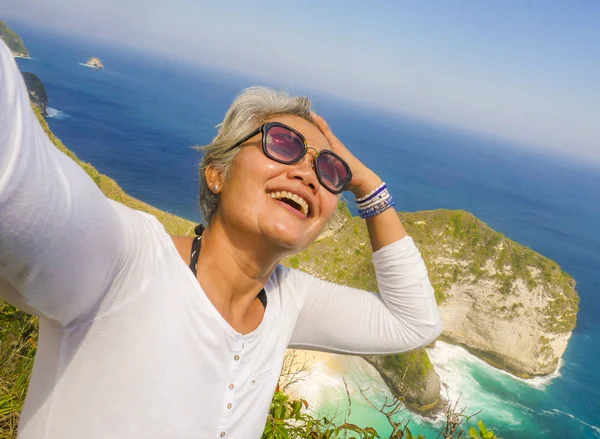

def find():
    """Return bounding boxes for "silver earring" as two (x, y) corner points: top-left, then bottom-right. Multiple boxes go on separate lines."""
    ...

(213, 185), (219, 191)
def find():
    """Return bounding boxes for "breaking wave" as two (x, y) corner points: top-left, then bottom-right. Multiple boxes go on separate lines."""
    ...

(46, 107), (68, 119)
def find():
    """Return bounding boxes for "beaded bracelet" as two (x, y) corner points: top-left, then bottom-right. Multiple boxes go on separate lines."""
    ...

(358, 192), (390, 210)
(357, 182), (395, 219)
(358, 196), (394, 216)
(356, 182), (388, 208)
(361, 200), (396, 218)
(355, 182), (386, 204)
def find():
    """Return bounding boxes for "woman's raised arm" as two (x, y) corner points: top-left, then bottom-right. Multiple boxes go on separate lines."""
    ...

(0, 40), (128, 327)
(288, 236), (442, 354)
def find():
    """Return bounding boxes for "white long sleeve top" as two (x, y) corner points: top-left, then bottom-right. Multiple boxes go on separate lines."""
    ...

(0, 40), (442, 439)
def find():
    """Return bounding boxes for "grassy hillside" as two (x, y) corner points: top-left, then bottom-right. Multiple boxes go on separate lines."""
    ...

(289, 209), (578, 334)
(283, 201), (578, 407)
(0, 21), (28, 57)
(400, 210), (578, 333)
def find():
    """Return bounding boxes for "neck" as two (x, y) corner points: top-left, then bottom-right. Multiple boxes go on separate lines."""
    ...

(196, 218), (285, 316)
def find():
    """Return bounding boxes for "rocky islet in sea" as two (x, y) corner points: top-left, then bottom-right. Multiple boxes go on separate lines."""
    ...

(85, 56), (104, 69)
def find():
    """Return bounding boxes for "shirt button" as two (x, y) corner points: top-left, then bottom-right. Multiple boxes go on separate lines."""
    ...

(229, 384), (234, 390)
(233, 355), (240, 361)
(227, 403), (232, 409)
(220, 432), (225, 438)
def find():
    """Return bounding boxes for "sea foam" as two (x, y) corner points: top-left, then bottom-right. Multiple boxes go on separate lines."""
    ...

(428, 341), (561, 391)
(46, 107), (68, 120)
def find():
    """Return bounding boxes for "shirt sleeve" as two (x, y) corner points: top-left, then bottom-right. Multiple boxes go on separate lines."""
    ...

(288, 236), (443, 355)
(0, 40), (128, 327)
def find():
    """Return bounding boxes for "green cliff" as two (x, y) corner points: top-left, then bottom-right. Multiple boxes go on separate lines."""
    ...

(406, 209), (578, 377)
(0, 21), (29, 57)
(284, 207), (579, 411)
(21, 72), (48, 116)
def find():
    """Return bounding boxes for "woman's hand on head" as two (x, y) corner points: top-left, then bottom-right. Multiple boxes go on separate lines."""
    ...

(310, 112), (383, 198)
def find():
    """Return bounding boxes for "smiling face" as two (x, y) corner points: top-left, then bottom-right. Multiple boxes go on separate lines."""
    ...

(211, 114), (340, 253)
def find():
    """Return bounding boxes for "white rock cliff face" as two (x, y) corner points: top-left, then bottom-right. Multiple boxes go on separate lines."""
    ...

(438, 280), (571, 377)
(433, 252), (574, 377)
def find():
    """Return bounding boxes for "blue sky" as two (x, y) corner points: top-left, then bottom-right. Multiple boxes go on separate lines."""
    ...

(2, 0), (599, 162)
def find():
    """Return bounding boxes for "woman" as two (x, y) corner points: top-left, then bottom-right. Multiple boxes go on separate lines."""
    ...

(0, 40), (441, 439)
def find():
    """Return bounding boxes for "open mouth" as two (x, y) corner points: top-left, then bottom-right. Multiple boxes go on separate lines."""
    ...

(267, 190), (309, 218)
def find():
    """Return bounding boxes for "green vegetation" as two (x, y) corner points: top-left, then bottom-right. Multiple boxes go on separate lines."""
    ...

(0, 302), (36, 437)
(262, 390), (501, 439)
(0, 21), (29, 57)
(398, 210), (578, 333)
(281, 207), (579, 410)
(296, 208), (578, 334)
(21, 72), (48, 115)
(381, 350), (434, 384)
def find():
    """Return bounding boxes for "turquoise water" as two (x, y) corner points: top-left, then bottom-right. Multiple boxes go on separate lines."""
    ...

(10, 20), (600, 438)
(311, 342), (592, 438)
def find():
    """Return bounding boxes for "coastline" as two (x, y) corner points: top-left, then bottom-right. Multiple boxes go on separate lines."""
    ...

(283, 344), (568, 439)
(287, 339), (565, 420)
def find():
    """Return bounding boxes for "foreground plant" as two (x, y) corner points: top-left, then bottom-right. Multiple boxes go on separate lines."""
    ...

(262, 388), (500, 439)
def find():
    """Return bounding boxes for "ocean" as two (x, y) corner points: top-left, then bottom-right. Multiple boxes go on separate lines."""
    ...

(10, 21), (600, 438)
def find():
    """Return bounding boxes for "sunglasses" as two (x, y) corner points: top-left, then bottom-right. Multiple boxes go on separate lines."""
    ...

(228, 122), (352, 194)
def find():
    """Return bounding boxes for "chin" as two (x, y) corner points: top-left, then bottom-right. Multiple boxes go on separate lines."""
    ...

(262, 221), (319, 253)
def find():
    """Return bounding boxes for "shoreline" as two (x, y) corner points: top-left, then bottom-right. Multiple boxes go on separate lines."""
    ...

(438, 335), (563, 380)
(287, 340), (563, 418)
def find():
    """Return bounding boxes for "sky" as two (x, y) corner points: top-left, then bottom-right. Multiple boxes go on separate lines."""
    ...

(2, 0), (599, 162)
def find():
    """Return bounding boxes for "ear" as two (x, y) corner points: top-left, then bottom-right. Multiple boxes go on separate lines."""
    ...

(205, 164), (224, 194)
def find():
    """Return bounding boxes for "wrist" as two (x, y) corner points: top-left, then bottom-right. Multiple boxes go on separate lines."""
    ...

(355, 180), (395, 219)
(352, 172), (383, 198)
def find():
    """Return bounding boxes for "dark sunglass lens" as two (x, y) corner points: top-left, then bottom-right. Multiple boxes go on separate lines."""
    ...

(317, 153), (348, 192)
(265, 126), (305, 163)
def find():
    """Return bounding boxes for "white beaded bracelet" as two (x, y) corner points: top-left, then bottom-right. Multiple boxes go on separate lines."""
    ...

(355, 182), (386, 203)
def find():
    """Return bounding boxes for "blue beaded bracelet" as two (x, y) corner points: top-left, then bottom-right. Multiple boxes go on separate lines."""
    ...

(358, 196), (395, 218)
(360, 200), (396, 218)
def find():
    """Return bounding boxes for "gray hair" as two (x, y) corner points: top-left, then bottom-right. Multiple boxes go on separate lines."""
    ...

(198, 86), (314, 225)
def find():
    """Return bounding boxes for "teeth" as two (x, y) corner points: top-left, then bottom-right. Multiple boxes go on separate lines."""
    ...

(268, 190), (309, 217)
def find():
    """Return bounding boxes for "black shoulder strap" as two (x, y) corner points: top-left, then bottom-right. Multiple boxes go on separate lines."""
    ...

(188, 225), (267, 308)
(257, 289), (267, 308)
(189, 235), (202, 276)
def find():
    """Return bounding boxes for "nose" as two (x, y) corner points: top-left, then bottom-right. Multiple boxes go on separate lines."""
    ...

(288, 146), (320, 191)
(302, 145), (319, 167)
